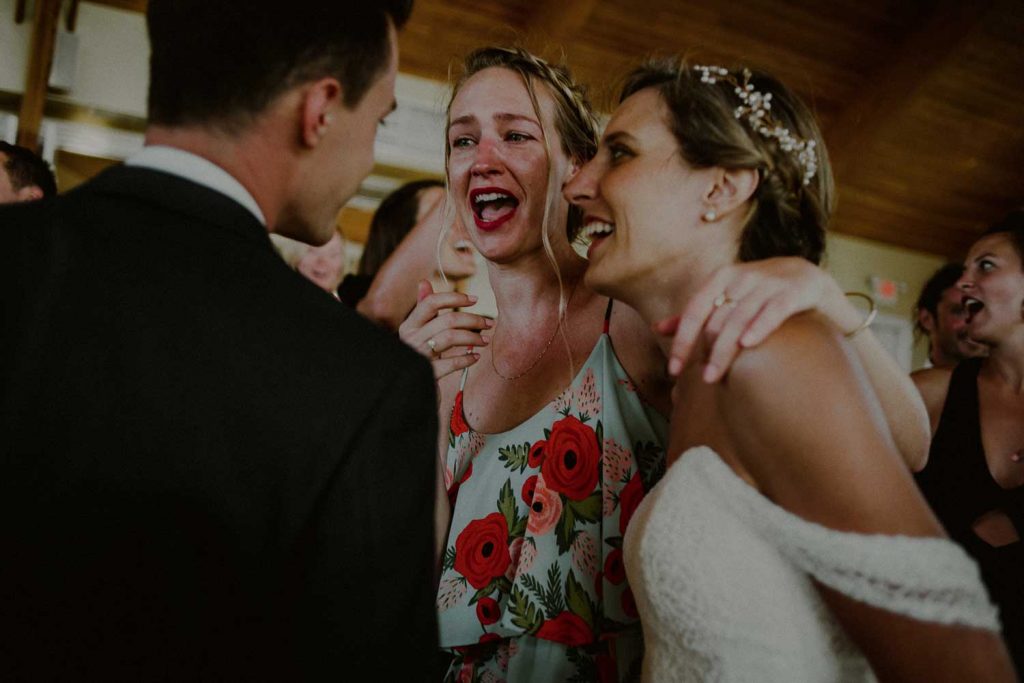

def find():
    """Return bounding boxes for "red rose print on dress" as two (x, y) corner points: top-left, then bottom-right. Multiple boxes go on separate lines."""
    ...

(603, 548), (625, 585)
(527, 440), (546, 468)
(618, 471), (644, 534)
(526, 477), (562, 536)
(536, 611), (594, 647)
(542, 416), (600, 501)
(521, 475), (538, 504)
(454, 512), (512, 589)
(450, 391), (470, 437)
(476, 596), (501, 625)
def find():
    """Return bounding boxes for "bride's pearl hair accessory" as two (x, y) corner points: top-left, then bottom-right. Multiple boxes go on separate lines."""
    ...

(694, 65), (818, 187)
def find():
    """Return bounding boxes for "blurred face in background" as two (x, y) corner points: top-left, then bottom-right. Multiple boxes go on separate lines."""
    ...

(297, 232), (346, 293)
(921, 285), (988, 366)
(417, 186), (476, 282)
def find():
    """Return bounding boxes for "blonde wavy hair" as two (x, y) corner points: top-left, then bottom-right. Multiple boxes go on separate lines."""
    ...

(440, 47), (600, 351)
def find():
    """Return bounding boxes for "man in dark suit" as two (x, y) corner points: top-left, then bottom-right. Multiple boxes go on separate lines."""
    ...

(1, 2), (440, 680)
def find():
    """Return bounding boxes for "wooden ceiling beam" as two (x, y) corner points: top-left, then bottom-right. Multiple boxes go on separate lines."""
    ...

(16, 0), (63, 151)
(827, 1), (993, 184)
(524, 0), (598, 48)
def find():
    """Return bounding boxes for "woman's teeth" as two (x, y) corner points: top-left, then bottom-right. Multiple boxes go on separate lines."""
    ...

(471, 191), (518, 221)
(963, 296), (985, 314)
(579, 221), (615, 239)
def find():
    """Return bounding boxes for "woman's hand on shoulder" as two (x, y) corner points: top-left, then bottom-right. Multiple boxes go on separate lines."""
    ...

(656, 257), (849, 382)
(717, 313), (928, 529)
(398, 280), (493, 380)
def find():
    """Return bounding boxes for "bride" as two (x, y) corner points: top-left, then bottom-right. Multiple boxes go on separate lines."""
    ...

(564, 59), (1015, 681)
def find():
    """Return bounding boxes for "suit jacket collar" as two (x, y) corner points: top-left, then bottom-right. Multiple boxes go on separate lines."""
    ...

(84, 164), (270, 247)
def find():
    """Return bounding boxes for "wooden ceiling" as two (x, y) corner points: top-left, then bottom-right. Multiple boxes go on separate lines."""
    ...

(80, 0), (1024, 257)
(397, 0), (1024, 258)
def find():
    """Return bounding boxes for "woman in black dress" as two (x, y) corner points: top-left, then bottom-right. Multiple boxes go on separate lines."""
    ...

(915, 209), (1024, 671)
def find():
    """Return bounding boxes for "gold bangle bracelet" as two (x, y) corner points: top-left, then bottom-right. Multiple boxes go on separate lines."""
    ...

(843, 292), (877, 339)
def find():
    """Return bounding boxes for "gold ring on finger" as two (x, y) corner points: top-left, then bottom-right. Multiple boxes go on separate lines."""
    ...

(426, 338), (438, 355)
(712, 293), (736, 309)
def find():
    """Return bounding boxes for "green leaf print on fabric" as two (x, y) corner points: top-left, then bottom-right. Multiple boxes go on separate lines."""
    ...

(520, 563), (567, 619)
(469, 575), (512, 606)
(568, 491), (602, 523)
(565, 569), (596, 628)
(496, 479), (528, 540)
(442, 546), (456, 572)
(508, 584), (544, 634)
(555, 500), (577, 554)
(498, 442), (531, 473)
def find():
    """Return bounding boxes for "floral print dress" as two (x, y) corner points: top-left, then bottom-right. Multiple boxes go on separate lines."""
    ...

(437, 305), (667, 683)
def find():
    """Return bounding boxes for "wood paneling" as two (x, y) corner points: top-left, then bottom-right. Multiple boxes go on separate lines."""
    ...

(397, 0), (1024, 257)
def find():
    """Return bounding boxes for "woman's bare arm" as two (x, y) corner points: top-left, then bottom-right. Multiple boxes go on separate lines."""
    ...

(716, 315), (1013, 682)
(660, 259), (931, 471)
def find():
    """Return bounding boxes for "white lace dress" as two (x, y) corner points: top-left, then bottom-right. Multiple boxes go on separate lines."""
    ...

(623, 446), (1001, 682)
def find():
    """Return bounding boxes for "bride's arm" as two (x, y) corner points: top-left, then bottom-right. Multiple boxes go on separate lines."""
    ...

(716, 314), (1013, 682)
(658, 258), (930, 471)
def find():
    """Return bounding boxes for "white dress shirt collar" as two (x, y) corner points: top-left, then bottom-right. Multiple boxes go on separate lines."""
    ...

(126, 145), (266, 226)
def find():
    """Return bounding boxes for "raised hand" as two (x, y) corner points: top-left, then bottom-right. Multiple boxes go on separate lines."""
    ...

(656, 257), (847, 382)
(399, 280), (494, 381)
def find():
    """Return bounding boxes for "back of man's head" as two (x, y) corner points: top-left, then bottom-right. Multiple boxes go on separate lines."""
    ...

(0, 141), (57, 202)
(146, 1), (413, 132)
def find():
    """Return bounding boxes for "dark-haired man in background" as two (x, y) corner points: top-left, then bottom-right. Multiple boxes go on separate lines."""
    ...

(912, 262), (988, 371)
(0, 140), (57, 202)
(1, 2), (438, 680)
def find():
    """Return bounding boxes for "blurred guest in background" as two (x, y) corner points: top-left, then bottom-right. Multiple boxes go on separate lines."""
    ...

(915, 209), (1024, 672)
(0, 140), (57, 203)
(341, 178), (477, 327)
(296, 231), (346, 298)
(914, 262), (988, 370)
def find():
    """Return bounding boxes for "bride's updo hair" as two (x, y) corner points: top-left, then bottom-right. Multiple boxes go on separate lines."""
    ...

(620, 59), (834, 265)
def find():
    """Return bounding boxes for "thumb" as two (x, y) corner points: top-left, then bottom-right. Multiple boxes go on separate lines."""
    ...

(417, 279), (434, 302)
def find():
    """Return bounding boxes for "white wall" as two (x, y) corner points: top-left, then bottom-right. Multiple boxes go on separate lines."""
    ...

(824, 233), (948, 370)
(1, 0), (149, 116)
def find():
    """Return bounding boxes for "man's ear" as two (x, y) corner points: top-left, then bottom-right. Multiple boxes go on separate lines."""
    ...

(300, 77), (344, 148)
(704, 167), (759, 217)
(918, 309), (936, 334)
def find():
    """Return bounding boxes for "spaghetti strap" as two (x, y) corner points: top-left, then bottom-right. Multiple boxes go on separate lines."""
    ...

(458, 365), (470, 391)
(603, 297), (614, 334)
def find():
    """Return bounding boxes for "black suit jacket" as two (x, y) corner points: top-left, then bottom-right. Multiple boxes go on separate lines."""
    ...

(0, 166), (439, 681)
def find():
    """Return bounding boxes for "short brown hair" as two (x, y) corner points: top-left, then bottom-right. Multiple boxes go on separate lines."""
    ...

(146, 1), (412, 131)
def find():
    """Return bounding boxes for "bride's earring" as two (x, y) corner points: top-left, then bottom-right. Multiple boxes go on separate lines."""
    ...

(702, 208), (718, 222)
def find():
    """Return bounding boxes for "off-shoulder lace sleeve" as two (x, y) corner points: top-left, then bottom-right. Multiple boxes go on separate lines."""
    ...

(700, 449), (1001, 631)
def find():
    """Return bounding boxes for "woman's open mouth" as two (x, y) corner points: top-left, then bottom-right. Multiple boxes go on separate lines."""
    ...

(573, 219), (615, 260)
(963, 296), (985, 323)
(470, 188), (519, 231)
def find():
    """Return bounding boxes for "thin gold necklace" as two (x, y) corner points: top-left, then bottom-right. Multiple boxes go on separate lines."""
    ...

(490, 282), (578, 382)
